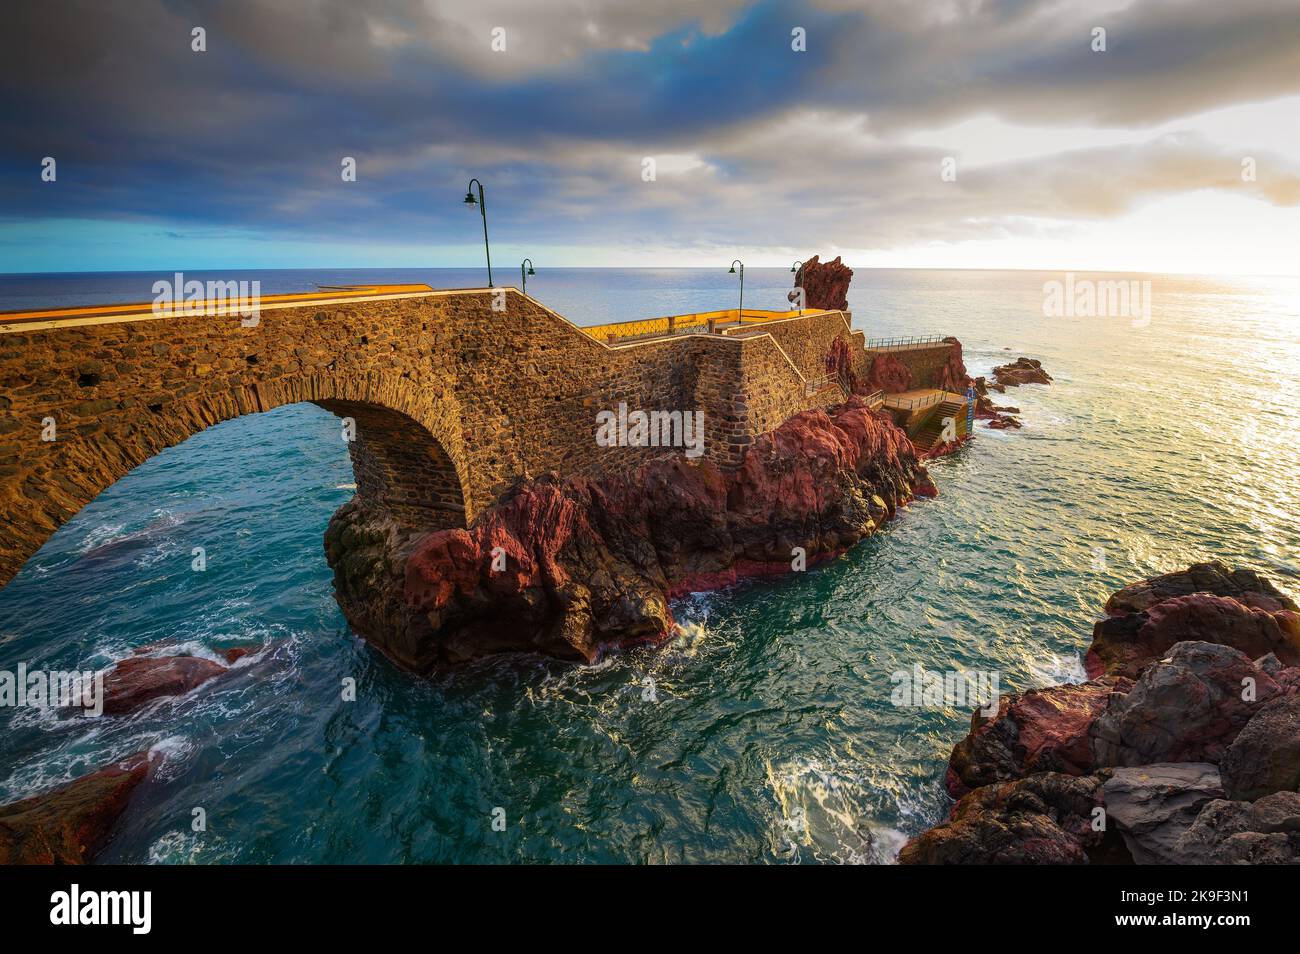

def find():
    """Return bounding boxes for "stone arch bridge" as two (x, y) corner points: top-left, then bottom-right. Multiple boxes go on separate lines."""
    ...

(0, 285), (874, 587)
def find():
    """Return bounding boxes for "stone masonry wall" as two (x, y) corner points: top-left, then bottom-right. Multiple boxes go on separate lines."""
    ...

(0, 291), (862, 584)
(866, 343), (958, 390)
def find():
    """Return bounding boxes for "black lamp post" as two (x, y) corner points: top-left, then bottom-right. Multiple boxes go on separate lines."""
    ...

(790, 260), (804, 314)
(729, 259), (744, 324)
(520, 258), (535, 295)
(463, 178), (493, 288)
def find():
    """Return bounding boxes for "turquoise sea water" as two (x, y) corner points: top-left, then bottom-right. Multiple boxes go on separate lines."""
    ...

(0, 268), (1297, 863)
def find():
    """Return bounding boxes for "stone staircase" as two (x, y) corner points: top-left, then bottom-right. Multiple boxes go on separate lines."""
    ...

(910, 399), (968, 452)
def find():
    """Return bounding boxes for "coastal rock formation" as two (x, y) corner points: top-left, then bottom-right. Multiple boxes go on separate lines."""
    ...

(1220, 696), (1300, 801)
(935, 337), (970, 394)
(1106, 562), (1298, 617)
(865, 352), (913, 394)
(1090, 641), (1282, 766)
(947, 675), (1132, 797)
(902, 561), (1300, 864)
(796, 255), (853, 311)
(1087, 589), (1300, 679)
(970, 376), (1024, 430)
(100, 654), (232, 715)
(1172, 791), (1300, 863)
(328, 396), (936, 670)
(899, 771), (1113, 865)
(1101, 763), (1225, 864)
(992, 357), (1053, 387)
(0, 752), (150, 864)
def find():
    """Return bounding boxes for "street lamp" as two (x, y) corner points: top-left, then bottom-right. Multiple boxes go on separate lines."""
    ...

(790, 260), (804, 314)
(729, 260), (744, 324)
(463, 178), (493, 288)
(520, 258), (535, 295)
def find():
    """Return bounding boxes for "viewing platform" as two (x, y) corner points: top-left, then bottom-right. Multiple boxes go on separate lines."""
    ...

(583, 308), (836, 346)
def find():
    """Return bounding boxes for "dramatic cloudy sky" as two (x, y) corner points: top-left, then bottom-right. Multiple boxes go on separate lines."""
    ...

(2, 0), (1299, 273)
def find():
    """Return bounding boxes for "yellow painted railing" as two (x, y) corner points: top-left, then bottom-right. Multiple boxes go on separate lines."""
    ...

(583, 308), (815, 344)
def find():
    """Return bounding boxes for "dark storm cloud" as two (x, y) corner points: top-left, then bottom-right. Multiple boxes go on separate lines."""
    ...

(1, 0), (1298, 257)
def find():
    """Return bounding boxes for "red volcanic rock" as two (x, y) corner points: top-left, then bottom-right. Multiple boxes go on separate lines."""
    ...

(101, 655), (229, 715)
(935, 337), (972, 394)
(992, 356), (1052, 387)
(910, 563), (1300, 864)
(1090, 641), (1282, 767)
(969, 376), (1023, 428)
(866, 352), (913, 394)
(0, 752), (150, 864)
(1086, 592), (1300, 679)
(1220, 695), (1300, 801)
(899, 772), (1112, 865)
(920, 436), (972, 460)
(947, 675), (1132, 797)
(796, 254), (853, 311)
(1106, 561), (1299, 616)
(825, 335), (862, 395)
(220, 645), (261, 664)
(332, 397), (936, 670)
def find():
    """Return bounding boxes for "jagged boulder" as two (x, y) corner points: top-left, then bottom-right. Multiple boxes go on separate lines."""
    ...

(1087, 587), (1300, 679)
(101, 655), (231, 715)
(1173, 792), (1300, 863)
(0, 753), (151, 864)
(1090, 641), (1280, 767)
(899, 772), (1112, 865)
(1106, 562), (1298, 616)
(796, 255), (853, 311)
(1220, 695), (1300, 801)
(947, 675), (1131, 797)
(991, 357), (1052, 387)
(1101, 763), (1224, 864)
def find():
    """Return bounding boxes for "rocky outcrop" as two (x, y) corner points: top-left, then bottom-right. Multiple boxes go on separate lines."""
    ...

(826, 335), (862, 395)
(1220, 696), (1300, 801)
(899, 772), (1114, 865)
(970, 376), (1023, 430)
(100, 654), (232, 715)
(1173, 791), (1300, 863)
(902, 562), (1300, 864)
(935, 337), (970, 395)
(947, 675), (1132, 797)
(865, 352), (913, 394)
(1090, 641), (1282, 766)
(328, 396), (936, 671)
(992, 357), (1052, 387)
(1106, 562), (1299, 617)
(1101, 763), (1225, 864)
(0, 753), (151, 864)
(1087, 589), (1300, 678)
(796, 255), (853, 311)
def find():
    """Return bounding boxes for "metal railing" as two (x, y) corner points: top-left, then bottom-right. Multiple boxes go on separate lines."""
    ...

(864, 335), (947, 350)
(886, 391), (948, 411)
(803, 374), (839, 396)
(862, 389), (885, 406)
(584, 308), (816, 345)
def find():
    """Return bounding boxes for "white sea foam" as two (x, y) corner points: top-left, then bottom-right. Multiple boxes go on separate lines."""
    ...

(765, 757), (889, 865)
(1026, 650), (1088, 687)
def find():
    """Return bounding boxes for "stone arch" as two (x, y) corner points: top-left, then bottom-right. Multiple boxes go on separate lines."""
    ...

(0, 372), (472, 588)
